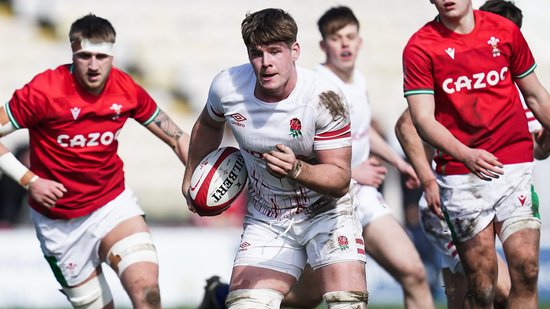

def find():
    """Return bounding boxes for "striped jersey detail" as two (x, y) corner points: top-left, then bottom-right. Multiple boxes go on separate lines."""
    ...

(314, 123), (351, 141)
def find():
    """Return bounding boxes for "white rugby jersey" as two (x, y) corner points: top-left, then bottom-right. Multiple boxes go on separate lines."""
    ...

(316, 64), (371, 168)
(207, 64), (352, 219)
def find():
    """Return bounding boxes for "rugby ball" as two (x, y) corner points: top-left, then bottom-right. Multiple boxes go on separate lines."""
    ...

(189, 146), (248, 216)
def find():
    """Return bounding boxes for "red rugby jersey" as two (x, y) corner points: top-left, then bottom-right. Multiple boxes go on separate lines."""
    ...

(403, 10), (535, 175)
(5, 64), (159, 219)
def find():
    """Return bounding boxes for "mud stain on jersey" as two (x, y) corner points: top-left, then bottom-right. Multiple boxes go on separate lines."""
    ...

(319, 90), (348, 120)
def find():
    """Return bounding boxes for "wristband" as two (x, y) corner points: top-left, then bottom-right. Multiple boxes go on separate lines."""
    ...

(0, 152), (28, 184)
(288, 160), (303, 179)
(22, 173), (39, 190)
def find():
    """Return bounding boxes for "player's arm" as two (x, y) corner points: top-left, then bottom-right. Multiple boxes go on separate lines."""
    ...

(263, 144), (351, 198)
(144, 109), (190, 166)
(516, 72), (550, 133)
(533, 129), (550, 160)
(368, 127), (420, 189)
(407, 94), (503, 180)
(352, 156), (387, 188)
(395, 108), (442, 218)
(181, 106), (225, 209)
(0, 106), (66, 208)
(0, 106), (37, 188)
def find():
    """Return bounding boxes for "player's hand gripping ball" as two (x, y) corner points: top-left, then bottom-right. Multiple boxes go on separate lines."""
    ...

(189, 147), (248, 216)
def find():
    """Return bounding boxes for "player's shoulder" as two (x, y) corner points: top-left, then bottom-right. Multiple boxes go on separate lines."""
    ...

(407, 17), (440, 44)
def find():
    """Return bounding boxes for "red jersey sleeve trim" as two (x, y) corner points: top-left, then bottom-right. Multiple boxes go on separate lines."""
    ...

(314, 123), (351, 141)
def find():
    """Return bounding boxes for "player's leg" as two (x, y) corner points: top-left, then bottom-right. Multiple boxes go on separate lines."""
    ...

(494, 253), (511, 309)
(498, 226), (540, 308)
(455, 223), (498, 308)
(100, 215), (160, 309)
(494, 163), (540, 308)
(62, 267), (115, 309)
(314, 261), (368, 308)
(281, 264), (323, 308)
(226, 266), (293, 308)
(441, 267), (468, 309)
(307, 197), (369, 308)
(363, 214), (434, 309)
(224, 212), (305, 309)
(30, 207), (116, 309)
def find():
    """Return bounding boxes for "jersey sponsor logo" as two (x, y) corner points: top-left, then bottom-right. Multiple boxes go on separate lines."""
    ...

(445, 47), (455, 59)
(70, 107), (81, 120)
(442, 66), (509, 94)
(487, 36), (501, 57)
(110, 103), (123, 120)
(57, 129), (122, 147)
(229, 113), (246, 127)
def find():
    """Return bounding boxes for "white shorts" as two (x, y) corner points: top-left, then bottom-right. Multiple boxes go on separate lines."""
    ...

(418, 197), (461, 273)
(234, 194), (366, 280)
(355, 185), (393, 227)
(419, 182), (541, 273)
(438, 162), (539, 243)
(31, 188), (145, 287)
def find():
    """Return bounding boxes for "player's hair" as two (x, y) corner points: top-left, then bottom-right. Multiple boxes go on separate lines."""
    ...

(241, 8), (297, 49)
(480, 0), (522, 28)
(69, 13), (116, 46)
(317, 6), (360, 40)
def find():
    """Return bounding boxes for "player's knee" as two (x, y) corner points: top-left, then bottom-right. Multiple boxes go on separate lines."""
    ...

(226, 289), (283, 309)
(62, 272), (113, 309)
(400, 260), (428, 288)
(105, 232), (158, 276)
(514, 257), (539, 289)
(468, 284), (495, 306)
(323, 291), (369, 309)
(143, 285), (161, 307)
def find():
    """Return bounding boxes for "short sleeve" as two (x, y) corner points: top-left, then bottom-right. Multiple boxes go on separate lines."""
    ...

(206, 70), (228, 122)
(403, 39), (435, 97)
(6, 82), (48, 129)
(509, 26), (536, 79)
(133, 84), (160, 125)
(313, 88), (352, 151)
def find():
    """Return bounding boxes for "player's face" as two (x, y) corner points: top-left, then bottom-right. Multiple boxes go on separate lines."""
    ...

(72, 50), (113, 95)
(248, 41), (300, 102)
(321, 24), (362, 74)
(430, 0), (473, 21)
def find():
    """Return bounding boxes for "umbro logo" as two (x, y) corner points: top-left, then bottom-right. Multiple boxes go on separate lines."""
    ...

(70, 107), (81, 120)
(445, 47), (455, 59)
(229, 113), (247, 127)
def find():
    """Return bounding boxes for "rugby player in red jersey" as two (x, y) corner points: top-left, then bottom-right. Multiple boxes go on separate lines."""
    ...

(403, 0), (550, 307)
(0, 14), (189, 309)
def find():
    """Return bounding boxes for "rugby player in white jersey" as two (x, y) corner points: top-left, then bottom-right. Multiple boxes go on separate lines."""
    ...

(182, 8), (368, 309)
(281, 6), (435, 309)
